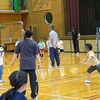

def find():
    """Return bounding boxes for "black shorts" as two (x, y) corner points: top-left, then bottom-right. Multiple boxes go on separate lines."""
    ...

(87, 64), (100, 73)
(57, 48), (64, 52)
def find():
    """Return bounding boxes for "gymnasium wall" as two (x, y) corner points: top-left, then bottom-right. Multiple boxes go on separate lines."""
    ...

(0, 0), (12, 10)
(27, 0), (66, 42)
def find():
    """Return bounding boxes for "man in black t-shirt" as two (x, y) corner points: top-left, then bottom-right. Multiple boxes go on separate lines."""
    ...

(72, 28), (80, 56)
(11, 30), (41, 100)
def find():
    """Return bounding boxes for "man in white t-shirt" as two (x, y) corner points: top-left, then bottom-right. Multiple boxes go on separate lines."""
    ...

(49, 24), (60, 68)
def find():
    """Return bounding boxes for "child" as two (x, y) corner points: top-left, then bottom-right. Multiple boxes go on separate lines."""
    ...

(0, 46), (7, 83)
(38, 39), (45, 59)
(15, 38), (21, 61)
(0, 71), (27, 100)
(80, 43), (100, 83)
(46, 36), (50, 56)
(57, 38), (65, 56)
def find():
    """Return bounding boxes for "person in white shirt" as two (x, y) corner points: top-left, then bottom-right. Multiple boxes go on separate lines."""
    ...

(46, 36), (50, 56)
(49, 24), (60, 68)
(0, 46), (7, 83)
(57, 38), (65, 56)
(15, 38), (21, 61)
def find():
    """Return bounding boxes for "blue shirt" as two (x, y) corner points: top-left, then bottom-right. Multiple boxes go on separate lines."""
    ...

(14, 39), (40, 70)
(0, 91), (27, 100)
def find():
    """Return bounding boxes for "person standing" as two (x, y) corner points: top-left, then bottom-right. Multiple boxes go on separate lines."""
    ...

(49, 24), (60, 68)
(72, 28), (80, 56)
(11, 30), (41, 100)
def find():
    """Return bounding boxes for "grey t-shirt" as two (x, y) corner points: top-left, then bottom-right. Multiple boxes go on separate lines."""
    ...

(49, 30), (58, 47)
(14, 39), (40, 70)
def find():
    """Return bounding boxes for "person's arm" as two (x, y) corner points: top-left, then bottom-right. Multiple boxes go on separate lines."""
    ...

(36, 54), (41, 69)
(83, 56), (92, 65)
(11, 53), (18, 66)
(77, 33), (80, 40)
(3, 56), (7, 65)
(51, 37), (54, 47)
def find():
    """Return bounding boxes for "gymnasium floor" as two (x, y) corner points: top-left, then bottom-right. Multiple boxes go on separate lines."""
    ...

(0, 52), (100, 100)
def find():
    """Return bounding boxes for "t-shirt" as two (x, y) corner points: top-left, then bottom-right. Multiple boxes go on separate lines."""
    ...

(72, 31), (79, 41)
(49, 30), (58, 47)
(0, 91), (27, 100)
(86, 51), (100, 66)
(14, 39), (40, 70)
(38, 42), (45, 49)
(46, 40), (50, 48)
(57, 40), (63, 49)
(0, 52), (4, 65)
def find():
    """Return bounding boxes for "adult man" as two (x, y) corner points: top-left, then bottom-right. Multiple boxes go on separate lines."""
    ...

(72, 28), (80, 56)
(11, 30), (41, 100)
(49, 24), (60, 68)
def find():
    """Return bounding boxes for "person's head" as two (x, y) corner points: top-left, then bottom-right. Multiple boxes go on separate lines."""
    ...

(0, 45), (4, 52)
(72, 27), (76, 32)
(24, 30), (33, 39)
(47, 36), (50, 40)
(4, 71), (27, 100)
(49, 24), (54, 31)
(85, 43), (92, 52)
(40, 38), (43, 42)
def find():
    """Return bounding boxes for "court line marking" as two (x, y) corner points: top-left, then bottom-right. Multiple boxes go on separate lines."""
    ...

(39, 75), (100, 87)
(26, 91), (82, 100)
(44, 87), (100, 100)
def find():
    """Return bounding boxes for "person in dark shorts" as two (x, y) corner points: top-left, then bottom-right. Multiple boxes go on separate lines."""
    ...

(0, 71), (28, 100)
(80, 43), (100, 83)
(11, 30), (41, 100)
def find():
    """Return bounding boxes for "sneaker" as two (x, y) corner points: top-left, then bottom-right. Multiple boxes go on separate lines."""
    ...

(76, 52), (79, 57)
(0, 80), (4, 83)
(56, 66), (60, 68)
(84, 80), (90, 83)
(32, 96), (38, 100)
(49, 66), (55, 69)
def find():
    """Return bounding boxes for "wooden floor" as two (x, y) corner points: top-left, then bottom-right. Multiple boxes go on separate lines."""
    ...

(0, 52), (100, 100)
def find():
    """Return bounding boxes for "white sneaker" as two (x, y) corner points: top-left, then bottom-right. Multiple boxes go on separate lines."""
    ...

(76, 52), (79, 56)
(0, 80), (4, 83)
(32, 96), (38, 100)
(56, 66), (60, 68)
(49, 66), (55, 69)
(84, 80), (90, 83)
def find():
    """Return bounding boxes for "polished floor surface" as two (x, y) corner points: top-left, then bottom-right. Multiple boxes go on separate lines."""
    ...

(0, 52), (100, 100)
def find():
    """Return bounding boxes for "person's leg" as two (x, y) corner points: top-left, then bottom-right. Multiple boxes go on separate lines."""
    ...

(50, 47), (55, 67)
(73, 41), (76, 54)
(84, 65), (96, 83)
(0, 65), (3, 81)
(29, 70), (38, 99)
(76, 40), (79, 53)
(54, 48), (60, 67)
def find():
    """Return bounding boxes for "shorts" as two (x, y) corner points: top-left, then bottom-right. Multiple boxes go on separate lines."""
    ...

(87, 64), (100, 73)
(40, 49), (44, 52)
(57, 48), (64, 53)
(60, 49), (64, 52)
